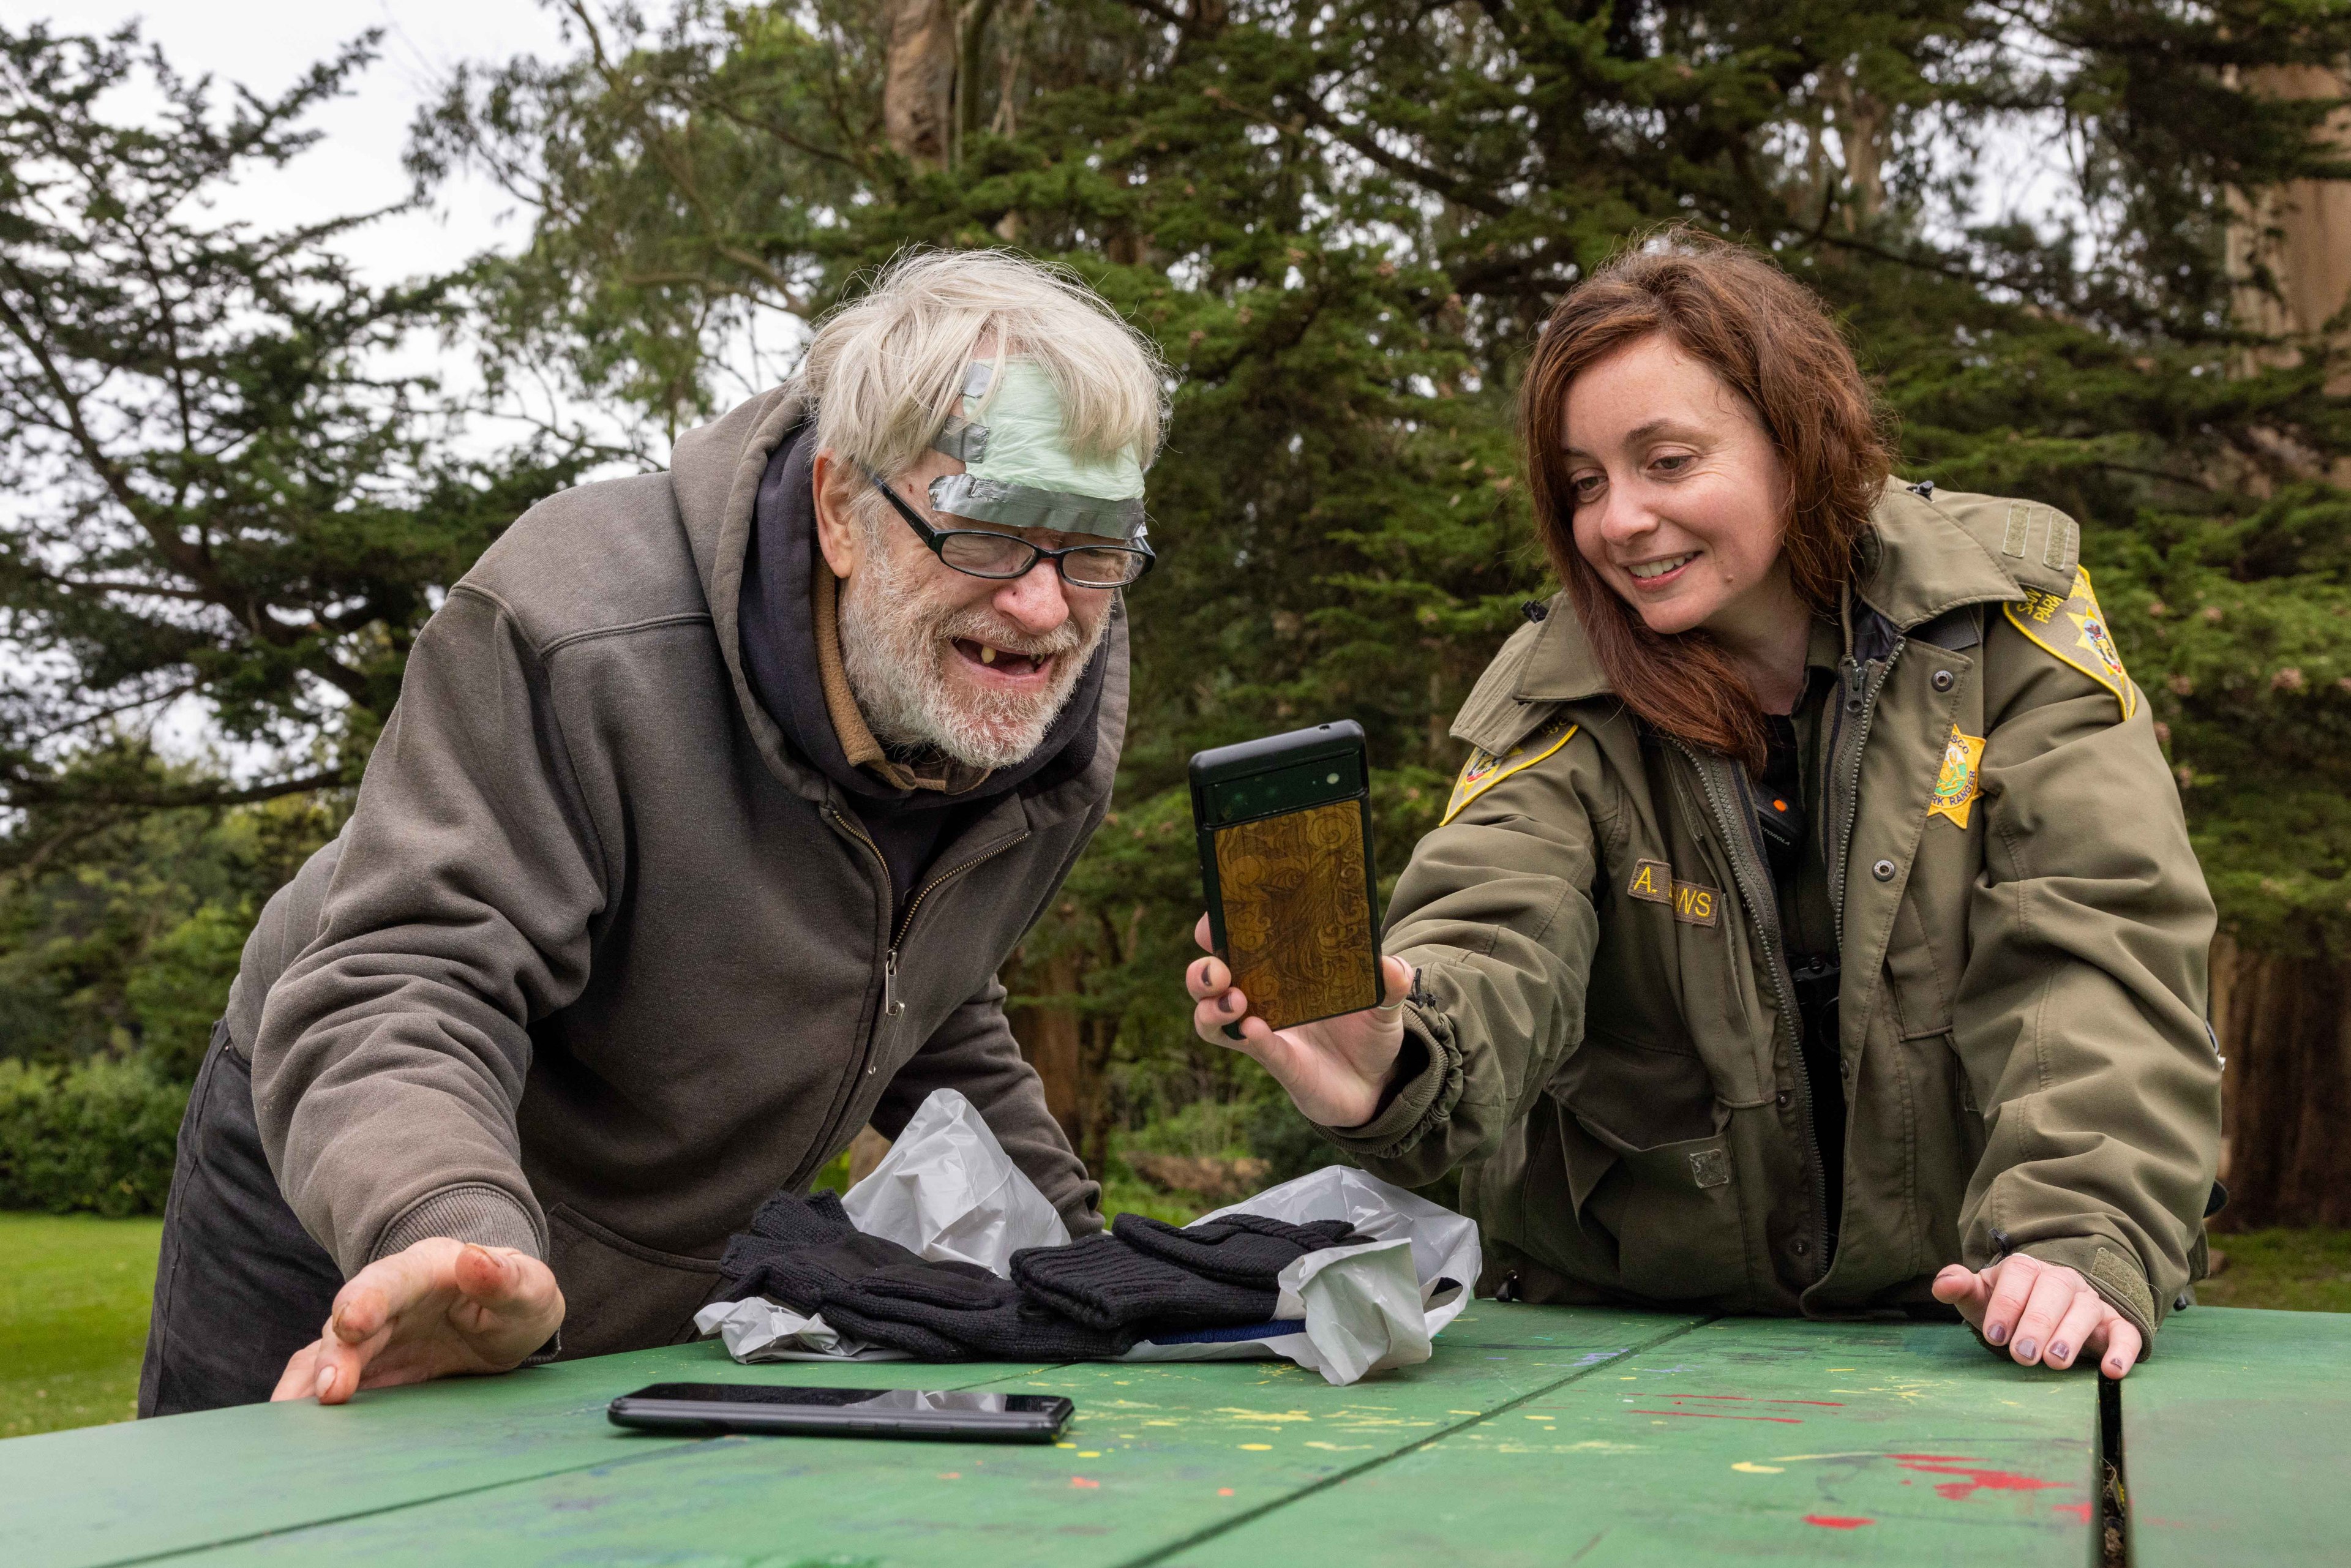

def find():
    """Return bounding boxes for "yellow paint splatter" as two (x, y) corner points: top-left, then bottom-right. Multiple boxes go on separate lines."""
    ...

(1731, 1462), (1784, 1474)
(1078, 1451), (1101, 1458)
(1056, 1441), (1076, 1449)
(1523, 1414), (1554, 1421)
(1447, 1409), (1482, 1416)
(1239, 1443), (1273, 1451)
(1216, 1408), (1314, 1423)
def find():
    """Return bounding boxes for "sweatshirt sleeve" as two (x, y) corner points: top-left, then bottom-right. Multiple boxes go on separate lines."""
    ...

(1318, 727), (1605, 1187)
(1954, 640), (2221, 1343)
(874, 978), (1103, 1236)
(252, 583), (609, 1277)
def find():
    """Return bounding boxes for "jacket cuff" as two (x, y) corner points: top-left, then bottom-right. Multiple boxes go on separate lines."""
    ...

(372, 1182), (546, 1264)
(1314, 998), (1464, 1161)
(2018, 1234), (2163, 1349)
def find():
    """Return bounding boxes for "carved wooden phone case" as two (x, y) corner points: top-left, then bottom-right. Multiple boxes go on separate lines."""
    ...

(1191, 724), (1381, 1033)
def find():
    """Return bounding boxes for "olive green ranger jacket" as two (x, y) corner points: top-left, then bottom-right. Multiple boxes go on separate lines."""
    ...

(1326, 480), (2221, 1345)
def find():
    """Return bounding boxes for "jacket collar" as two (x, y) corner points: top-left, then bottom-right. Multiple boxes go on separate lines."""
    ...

(1509, 478), (2028, 707)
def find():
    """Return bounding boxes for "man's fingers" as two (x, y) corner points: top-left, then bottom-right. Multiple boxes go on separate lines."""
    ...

(1193, 913), (1214, 953)
(2044, 1289), (2106, 1371)
(2009, 1267), (2076, 1365)
(270, 1340), (324, 1402)
(2099, 1319), (2144, 1380)
(1980, 1256), (2039, 1348)
(1378, 956), (1413, 1008)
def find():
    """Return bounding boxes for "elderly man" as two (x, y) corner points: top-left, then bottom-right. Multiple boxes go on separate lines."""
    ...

(138, 250), (1164, 1414)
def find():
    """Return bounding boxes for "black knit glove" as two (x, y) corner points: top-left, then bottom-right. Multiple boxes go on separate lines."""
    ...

(823, 1261), (1141, 1362)
(716, 1190), (928, 1314)
(1113, 1213), (1365, 1286)
(1011, 1233), (1284, 1332)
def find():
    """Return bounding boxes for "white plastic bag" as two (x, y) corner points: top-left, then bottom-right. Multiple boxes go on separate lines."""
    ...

(839, 1089), (1071, 1272)
(697, 1093), (1480, 1386)
(1121, 1166), (1479, 1384)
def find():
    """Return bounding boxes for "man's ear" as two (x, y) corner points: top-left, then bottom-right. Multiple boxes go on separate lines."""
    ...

(810, 449), (862, 581)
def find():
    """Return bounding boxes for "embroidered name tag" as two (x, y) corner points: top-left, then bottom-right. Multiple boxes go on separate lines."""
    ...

(1627, 859), (1722, 926)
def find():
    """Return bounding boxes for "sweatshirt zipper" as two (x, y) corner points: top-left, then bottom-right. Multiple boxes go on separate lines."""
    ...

(1670, 738), (1829, 1284)
(804, 804), (1024, 1184)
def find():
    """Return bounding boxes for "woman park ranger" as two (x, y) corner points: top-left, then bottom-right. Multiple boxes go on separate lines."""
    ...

(1186, 233), (2222, 1378)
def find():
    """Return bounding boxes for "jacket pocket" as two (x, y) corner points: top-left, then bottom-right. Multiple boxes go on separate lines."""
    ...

(1572, 1106), (1747, 1304)
(545, 1203), (722, 1360)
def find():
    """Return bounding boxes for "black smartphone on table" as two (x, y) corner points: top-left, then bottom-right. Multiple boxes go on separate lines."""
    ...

(606, 1384), (1074, 1442)
(1189, 720), (1382, 1033)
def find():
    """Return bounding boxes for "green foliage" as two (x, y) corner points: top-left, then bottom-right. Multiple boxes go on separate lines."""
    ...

(0, 22), (601, 822)
(0, 743), (342, 1075)
(0, 1058), (186, 1217)
(414, 0), (2351, 1145)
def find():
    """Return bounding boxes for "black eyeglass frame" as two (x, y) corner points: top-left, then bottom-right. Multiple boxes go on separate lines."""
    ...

(863, 467), (1157, 588)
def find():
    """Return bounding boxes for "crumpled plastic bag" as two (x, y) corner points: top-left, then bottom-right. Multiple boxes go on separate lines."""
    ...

(696, 1092), (1479, 1385)
(840, 1088), (1073, 1272)
(1122, 1165), (1480, 1384)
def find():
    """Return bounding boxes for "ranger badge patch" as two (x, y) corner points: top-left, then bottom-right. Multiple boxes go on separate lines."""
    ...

(1929, 725), (1986, 830)
(1443, 715), (1579, 825)
(2003, 565), (2138, 721)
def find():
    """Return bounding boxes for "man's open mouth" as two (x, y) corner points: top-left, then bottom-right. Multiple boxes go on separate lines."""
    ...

(952, 637), (1052, 679)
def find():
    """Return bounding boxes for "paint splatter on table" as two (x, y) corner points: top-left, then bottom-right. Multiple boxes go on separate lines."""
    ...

(1, 1304), (2316, 1567)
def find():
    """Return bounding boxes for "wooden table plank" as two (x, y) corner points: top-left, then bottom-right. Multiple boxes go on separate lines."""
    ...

(2125, 1304), (2351, 1568)
(3, 1344), (1021, 1568)
(1159, 1316), (2102, 1567)
(122, 1306), (1698, 1567)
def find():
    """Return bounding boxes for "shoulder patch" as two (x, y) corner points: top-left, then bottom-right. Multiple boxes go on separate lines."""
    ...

(2002, 565), (2137, 720)
(1442, 714), (1579, 825)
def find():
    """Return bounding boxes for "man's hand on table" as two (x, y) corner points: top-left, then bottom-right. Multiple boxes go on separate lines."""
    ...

(1931, 1253), (2142, 1379)
(271, 1238), (564, 1405)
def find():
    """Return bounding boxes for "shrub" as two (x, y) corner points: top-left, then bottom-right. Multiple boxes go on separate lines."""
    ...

(0, 1057), (187, 1216)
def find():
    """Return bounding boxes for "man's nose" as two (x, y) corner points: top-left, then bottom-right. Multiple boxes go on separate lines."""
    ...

(993, 561), (1072, 635)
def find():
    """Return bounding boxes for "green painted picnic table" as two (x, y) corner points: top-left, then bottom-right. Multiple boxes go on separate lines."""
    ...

(2, 1302), (2332, 1566)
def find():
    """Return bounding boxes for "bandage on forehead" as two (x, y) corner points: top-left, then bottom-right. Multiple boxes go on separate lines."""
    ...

(926, 359), (1149, 542)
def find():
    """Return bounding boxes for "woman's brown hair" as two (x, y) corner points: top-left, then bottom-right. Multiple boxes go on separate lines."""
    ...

(1519, 228), (1895, 772)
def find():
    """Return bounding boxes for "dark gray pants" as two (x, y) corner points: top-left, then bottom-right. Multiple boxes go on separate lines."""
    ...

(138, 1024), (343, 1417)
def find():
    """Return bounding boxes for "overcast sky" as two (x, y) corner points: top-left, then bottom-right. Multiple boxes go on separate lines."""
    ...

(0, 0), (576, 282)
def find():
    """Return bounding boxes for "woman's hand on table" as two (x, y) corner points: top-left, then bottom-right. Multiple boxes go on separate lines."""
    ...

(271, 1237), (565, 1405)
(1931, 1253), (2143, 1379)
(1186, 913), (1417, 1129)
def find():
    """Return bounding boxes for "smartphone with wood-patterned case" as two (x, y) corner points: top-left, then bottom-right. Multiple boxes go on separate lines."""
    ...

(1190, 722), (1381, 1032)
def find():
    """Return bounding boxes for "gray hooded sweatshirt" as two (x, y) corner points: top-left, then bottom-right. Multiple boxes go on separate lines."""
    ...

(234, 386), (1114, 1357)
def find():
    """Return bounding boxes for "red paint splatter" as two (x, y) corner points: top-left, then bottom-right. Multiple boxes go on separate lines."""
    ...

(1628, 1409), (1804, 1423)
(1218, 1488), (1234, 1497)
(1070, 1477), (1100, 1489)
(2051, 1502), (2094, 1523)
(1890, 1455), (2068, 1502)
(1804, 1515), (1874, 1530)
(1763, 1400), (1846, 1408)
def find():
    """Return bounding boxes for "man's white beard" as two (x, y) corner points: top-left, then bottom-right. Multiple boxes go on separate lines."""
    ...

(837, 540), (1106, 770)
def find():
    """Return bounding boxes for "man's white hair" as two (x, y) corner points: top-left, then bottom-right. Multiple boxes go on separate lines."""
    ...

(800, 248), (1168, 488)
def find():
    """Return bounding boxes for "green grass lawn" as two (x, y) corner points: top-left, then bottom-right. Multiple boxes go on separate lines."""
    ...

(3, 1213), (2344, 1442)
(0, 1212), (162, 1439)
(2199, 1228), (2351, 1313)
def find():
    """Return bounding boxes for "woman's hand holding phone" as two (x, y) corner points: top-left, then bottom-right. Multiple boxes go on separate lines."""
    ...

(1187, 913), (1417, 1128)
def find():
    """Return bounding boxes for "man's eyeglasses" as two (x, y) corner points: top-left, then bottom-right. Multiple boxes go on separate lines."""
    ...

(864, 468), (1155, 589)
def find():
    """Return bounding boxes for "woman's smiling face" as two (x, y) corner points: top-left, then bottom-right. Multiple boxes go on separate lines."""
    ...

(1562, 333), (1793, 640)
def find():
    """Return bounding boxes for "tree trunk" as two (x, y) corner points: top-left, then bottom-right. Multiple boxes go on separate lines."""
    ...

(2209, 933), (2351, 1228)
(881, 0), (957, 167)
(1008, 944), (1086, 1150)
(2226, 62), (2351, 480)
